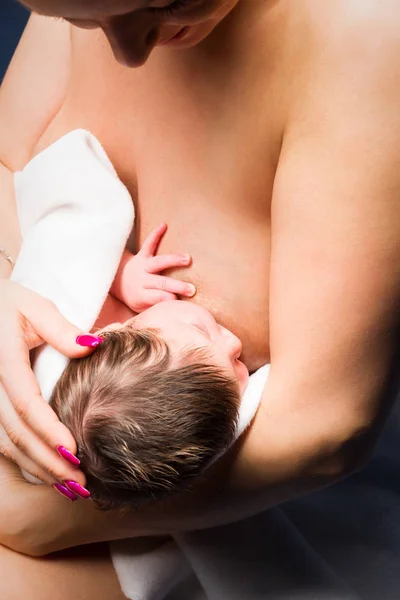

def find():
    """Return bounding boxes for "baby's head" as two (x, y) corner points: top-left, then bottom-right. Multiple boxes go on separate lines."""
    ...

(50, 301), (248, 510)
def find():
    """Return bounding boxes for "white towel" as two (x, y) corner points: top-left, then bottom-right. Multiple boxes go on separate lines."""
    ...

(10, 129), (270, 599)
(11, 129), (135, 401)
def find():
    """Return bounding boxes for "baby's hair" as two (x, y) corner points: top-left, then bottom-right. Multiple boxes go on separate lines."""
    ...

(50, 326), (240, 511)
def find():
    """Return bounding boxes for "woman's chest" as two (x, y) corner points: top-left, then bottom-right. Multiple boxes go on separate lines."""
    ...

(35, 42), (284, 369)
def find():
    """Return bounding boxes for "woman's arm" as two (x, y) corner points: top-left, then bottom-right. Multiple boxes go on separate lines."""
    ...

(0, 13), (71, 267)
(247, 10), (400, 483)
(0, 14), (71, 171)
(0, 164), (20, 281)
(0, 15), (100, 486)
(220, 9), (400, 501)
(0, 456), (134, 556)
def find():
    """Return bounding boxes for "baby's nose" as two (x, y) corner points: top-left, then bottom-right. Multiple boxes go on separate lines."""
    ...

(219, 326), (242, 359)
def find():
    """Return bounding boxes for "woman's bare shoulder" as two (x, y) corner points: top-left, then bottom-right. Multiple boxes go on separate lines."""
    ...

(0, 14), (71, 171)
(304, 0), (400, 60)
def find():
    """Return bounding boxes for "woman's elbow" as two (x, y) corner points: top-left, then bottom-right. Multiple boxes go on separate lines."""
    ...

(1, 533), (49, 558)
(0, 517), (53, 557)
(309, 418), (377, 483)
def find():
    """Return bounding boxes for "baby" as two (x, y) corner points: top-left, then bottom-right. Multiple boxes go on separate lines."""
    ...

(50, 223), (249, 511)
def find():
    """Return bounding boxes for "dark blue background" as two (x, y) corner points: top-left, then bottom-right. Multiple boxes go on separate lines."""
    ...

(0, 0), (29, 82)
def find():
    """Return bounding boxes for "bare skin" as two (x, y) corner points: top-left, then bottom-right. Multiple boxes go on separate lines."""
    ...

(0, 542), (126, 600)
(1, 0), (400, 598)
(32, 2), (272, 373)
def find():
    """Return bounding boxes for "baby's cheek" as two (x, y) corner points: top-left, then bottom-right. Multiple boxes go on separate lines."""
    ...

(93, 295), (134, 330)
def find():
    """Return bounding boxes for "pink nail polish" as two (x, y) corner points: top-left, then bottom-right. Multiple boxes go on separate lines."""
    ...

(57, 445), (81, 466)
(76, 334), (103, 348)
(53, 483), (78, 502)
(65, 480), (91, 499)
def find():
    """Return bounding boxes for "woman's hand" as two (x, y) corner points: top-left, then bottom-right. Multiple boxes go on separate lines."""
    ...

(111, 223), (196, 312)
(0, 279), (101, 489)
(0, 454), (66, 556)
(0, 453), (143, 557)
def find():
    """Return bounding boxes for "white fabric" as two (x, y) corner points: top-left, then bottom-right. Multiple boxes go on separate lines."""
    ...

(12, 129), (134, 486)
(12, 129), (135, 402)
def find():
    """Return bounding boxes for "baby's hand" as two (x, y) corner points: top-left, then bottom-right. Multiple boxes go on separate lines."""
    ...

(111, 223), (196, 313)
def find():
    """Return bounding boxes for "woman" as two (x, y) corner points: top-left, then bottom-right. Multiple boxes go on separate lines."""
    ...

(1, 1), (400, 598)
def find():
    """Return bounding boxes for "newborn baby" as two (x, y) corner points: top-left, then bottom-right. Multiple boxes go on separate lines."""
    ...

(50, 223), (249, 511)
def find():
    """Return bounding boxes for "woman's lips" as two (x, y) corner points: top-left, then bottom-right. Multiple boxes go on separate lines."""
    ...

(158, 26), (191, 46)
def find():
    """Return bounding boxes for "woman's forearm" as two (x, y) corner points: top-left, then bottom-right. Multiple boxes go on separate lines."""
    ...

(0, 478), (134, 556)
(1, 413), (335, 558)
(0, 160), (21, 278)
(0, 454), (136, 555)
(3, 347), (389, 557)
(0, 365), (358, 556)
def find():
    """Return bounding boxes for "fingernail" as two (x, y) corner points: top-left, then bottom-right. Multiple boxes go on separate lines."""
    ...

(53, 483), (78, 502)
(57, 445), (81, 466)
(187, 284), (196, 297)
(76, 334), (103, 348)
(182, 254), (191, 264)
(65, 480), (91, 499)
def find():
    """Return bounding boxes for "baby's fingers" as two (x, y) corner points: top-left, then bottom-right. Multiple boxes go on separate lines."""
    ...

(147, 253), (191, 274)
(145, 275), (196, 298)
(143, 291), (177, 307)
(139, 223), (168, 257)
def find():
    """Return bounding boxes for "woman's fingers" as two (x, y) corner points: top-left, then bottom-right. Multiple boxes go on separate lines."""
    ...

(0, 350), (86, 486)
(146, 253), (191, 273)
(20, 288), (101, 357)
(138, 222), (168, 257)
(0, 339), (78, 459)
(0, 281), (97, 487)
(0, 451), (28, 484)
(145, 275), (196, 297)
(0, 384), (86, 487)
(0, 427), (80, 501)
(0, 424), (55, 486)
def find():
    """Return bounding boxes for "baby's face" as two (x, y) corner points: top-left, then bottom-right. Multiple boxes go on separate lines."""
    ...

(114, 301), (249, 392)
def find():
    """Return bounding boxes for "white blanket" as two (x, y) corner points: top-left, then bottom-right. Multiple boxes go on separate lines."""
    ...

(11, 129), (134, 402)
(11, 129), (269, 599)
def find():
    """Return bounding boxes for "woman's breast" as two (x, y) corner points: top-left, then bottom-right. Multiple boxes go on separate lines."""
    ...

(164, 229), (270, 372)
(135, 176), (271, 371)
(33, 36), (273, 370)
(35, 127), (271, 370)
